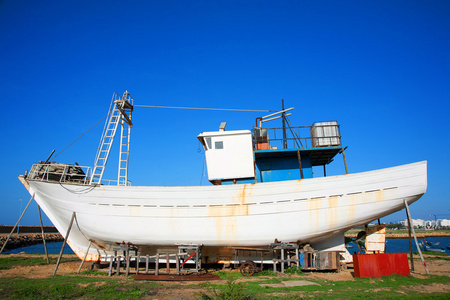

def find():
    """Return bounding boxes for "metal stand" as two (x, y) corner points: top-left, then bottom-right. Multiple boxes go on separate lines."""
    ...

(271, 243), (300, 274)
(106, 246), (190, 276)
(110, 245), (138, 275)
(0, 194), (34, 254)
(404, 199), (428, 274)
(178, 244), (202, 273)
(297, 149), (304, 179)
(53, 212), (76, 276)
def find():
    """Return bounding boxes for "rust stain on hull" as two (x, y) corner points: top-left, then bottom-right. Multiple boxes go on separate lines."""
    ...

(328, 196), (339, 230)
(209, 184), (253, 246)
(67, 240), (100, 261)
(309, 197), (323, 232)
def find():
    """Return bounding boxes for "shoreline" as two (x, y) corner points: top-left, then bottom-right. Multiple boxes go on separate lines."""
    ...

(345, 231), (450, 239)
(0, 233), (63, 252)
(1, 226), (449, 252)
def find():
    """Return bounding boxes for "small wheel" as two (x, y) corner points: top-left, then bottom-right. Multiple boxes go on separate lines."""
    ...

(240, 261), (256, 277)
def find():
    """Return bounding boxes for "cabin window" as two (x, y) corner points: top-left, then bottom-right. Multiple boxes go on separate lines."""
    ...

(215, 141), (224, 149)
(205, 137), (212, 150)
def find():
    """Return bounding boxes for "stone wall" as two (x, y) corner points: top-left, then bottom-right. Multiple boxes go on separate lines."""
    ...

(0, 225), (63, 251)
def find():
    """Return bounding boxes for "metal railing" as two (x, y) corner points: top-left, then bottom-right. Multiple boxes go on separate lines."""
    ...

(252, 122), (341, 150)
(27, 163), (131, 186)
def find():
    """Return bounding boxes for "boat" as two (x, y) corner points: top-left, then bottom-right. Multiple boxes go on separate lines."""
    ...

(425, 240), (440, 247)
(18, 92), (427, 263)
(419, 242), (445, 253)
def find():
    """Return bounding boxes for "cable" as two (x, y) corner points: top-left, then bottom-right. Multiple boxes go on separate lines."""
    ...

(53, 105), (272, 159)
(59, 182), (96, 194)
(74, 213), (90, 241)
(134, 104), (273, 112)
(53, 115), (108, 159)
(200, 155), (206, 185)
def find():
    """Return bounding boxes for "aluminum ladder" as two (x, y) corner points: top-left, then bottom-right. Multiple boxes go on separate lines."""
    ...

(90, 91), (133, 185)
(117, 92), (133, 186)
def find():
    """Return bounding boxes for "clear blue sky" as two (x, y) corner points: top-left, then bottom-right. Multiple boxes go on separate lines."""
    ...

(1, 1), (449, 226)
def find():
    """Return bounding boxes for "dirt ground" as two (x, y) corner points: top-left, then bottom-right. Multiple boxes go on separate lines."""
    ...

(0, 253), (449, 299)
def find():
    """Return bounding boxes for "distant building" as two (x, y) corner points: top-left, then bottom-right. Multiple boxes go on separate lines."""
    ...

(437, 219), (450, 228)
(399, 218), (450, 229)
(399, 219), (426, 228)
(425, 220), (435, 228)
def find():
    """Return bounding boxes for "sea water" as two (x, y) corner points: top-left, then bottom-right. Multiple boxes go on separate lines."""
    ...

(4, 237), (450, 255)
(347, 237), (450, 255)
(3, 242), (75, 255)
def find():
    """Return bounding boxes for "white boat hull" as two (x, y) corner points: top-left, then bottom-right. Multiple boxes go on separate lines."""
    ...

(20, 161), (427, 261)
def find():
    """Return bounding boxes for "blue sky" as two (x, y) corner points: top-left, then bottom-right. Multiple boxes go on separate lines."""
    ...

(1, 0), (449, 226)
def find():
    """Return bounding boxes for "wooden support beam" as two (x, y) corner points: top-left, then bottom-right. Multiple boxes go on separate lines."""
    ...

(406, 211), (415, 272)
(340, 145), (349, 174)
(53, 212), (76, 276)
(404, 199), (428, 274)
(37, 204), (49, 264)
(0, 194), (34, 254)
(77, 241), (92, 274)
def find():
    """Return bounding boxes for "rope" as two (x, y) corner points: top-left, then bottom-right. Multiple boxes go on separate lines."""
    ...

(134, 104), (273, 112)
(52, 105), (273, 158)
(53, 115), (108, 159)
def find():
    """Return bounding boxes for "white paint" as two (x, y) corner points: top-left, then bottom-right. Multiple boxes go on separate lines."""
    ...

(22, 161), (427, 260)
(197, 130), (254, 181)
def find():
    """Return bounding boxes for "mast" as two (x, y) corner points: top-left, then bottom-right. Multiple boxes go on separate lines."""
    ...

(282, 99), (287, 149)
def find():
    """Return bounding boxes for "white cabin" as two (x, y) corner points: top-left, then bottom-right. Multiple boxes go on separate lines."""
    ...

(197, 128), (254, 184)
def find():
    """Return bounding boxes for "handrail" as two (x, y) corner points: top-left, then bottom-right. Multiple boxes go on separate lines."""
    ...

(27, 163), (131, 186)
(252, 122), (341, 150)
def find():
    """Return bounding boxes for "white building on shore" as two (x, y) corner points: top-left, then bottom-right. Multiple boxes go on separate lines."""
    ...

(399, 219), (425, 228)
(438, 219), (450, 228)
(399, 218), (450, 229)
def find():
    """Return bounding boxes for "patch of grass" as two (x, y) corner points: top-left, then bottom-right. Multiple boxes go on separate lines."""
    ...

(80, 269), (109, 276)
(0, 256), (67, 270)
(200, 278), (251, 300)
(214, 270), (243, 279)
(254, 269), (276, 277)
(0, 276), (161, 299)
(415, 252), (450, 261)
(417, 251), (449, 256)
(284, 266), (303, 275)
(208, 274), (450, 299)
(214, 268), (277, 279)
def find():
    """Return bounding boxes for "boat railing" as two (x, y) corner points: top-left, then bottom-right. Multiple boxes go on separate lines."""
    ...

(253, 122), (341, 150)
(27, 163), (131, 186)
